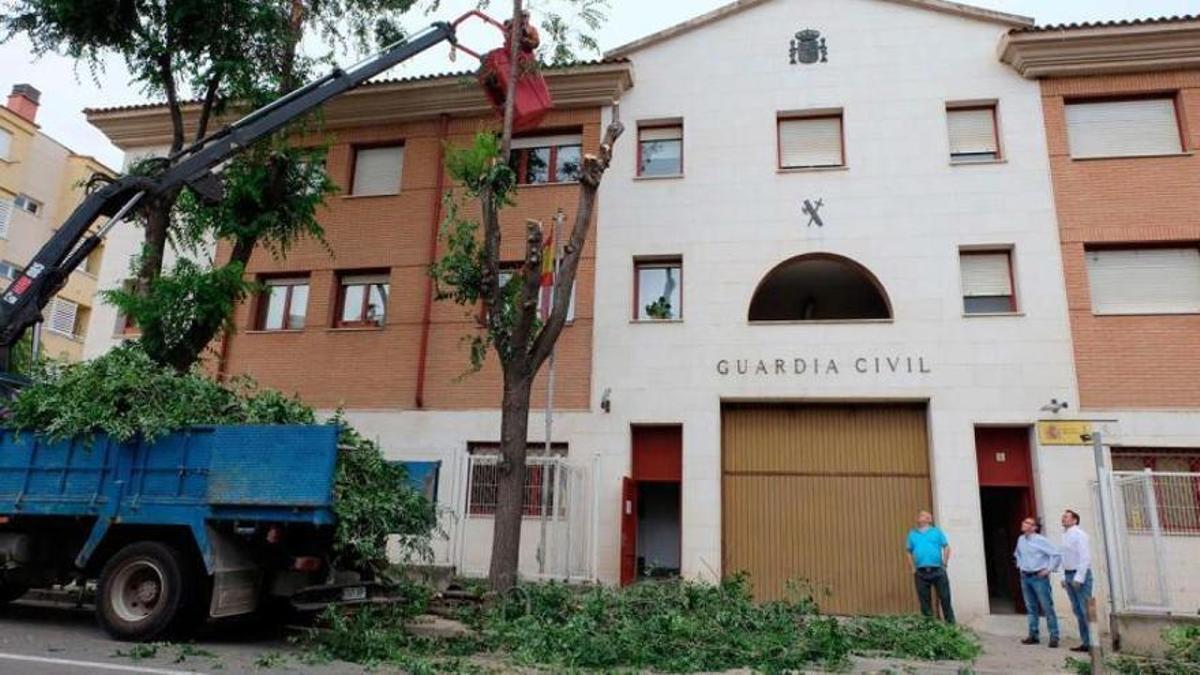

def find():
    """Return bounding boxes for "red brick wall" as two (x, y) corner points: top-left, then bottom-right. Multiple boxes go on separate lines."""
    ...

(217, 108), (601, 411)
(1041, 71), (1200, 409)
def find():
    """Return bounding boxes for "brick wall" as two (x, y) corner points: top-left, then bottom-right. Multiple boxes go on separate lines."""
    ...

(1041, 70), (1200, 409)
(217, 108), (601, 411)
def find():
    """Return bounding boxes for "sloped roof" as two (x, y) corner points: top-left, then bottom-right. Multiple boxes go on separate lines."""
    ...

(1014, 15), (1198, 34)
(85, 58), (628, 115)
(606, 0), (1033, 58)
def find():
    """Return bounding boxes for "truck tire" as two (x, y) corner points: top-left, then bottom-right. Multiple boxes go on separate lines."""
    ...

(0, 583), (27, 604)
(96, 541), (202, 641)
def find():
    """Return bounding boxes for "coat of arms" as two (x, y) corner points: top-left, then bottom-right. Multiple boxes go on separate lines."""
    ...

(789, 29), (828, 65)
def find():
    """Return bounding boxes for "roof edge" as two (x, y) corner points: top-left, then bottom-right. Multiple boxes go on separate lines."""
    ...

(1000, 18), (1200, 79)
(605, 0), (1032, 59)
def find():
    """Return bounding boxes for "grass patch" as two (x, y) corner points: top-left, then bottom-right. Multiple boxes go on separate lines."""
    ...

(1066, 625), (1200, 675)
(304, 576), (983, 674)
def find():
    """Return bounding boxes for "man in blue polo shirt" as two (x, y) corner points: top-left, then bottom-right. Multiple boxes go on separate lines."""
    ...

(906, 510), (955, 623)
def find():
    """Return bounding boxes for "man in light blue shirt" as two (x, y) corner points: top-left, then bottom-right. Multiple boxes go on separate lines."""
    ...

(1014, 516), (1062, 648)
(905, 510), (955, 623)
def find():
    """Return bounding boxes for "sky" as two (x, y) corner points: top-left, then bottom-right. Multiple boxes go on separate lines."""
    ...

(0, 0), (1195, 169)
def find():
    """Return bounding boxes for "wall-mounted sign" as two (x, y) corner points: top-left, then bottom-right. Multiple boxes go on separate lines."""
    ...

(717, 355), (931, 377)
(802, 198), (825, 228)
(1037, 421), (1093, 446)
(789, 29), (828, 65)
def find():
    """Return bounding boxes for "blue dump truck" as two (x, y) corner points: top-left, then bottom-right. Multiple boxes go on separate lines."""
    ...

(0, 425), (389, 641)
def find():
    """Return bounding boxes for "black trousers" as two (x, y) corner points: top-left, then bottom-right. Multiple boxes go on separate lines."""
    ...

(914, 566), (956, 624)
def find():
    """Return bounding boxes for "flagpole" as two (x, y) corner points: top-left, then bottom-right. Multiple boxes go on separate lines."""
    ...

(539, 208), (566, 576)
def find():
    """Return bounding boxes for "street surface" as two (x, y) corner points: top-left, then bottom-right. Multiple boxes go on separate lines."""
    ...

(0, 599), (381, 675)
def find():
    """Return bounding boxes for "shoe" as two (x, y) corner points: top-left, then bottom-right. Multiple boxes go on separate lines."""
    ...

(1070, 645), (1091, 653)
(1021, 637), (1039, 645)
(1049, 639), (1059, 648)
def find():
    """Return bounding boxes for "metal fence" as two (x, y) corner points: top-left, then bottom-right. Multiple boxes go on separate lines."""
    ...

(1096, 469), (1200, 615)
(447, 454), (597, 582)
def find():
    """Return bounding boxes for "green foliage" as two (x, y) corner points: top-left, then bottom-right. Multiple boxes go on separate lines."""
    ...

(173, 144), (335, 258)
(306, 576), (985, 674)
(444, 132), (516, 206)
(537, 0), (608, 65)
(103, 259), (254, 373)
(330, 416), (437, 572)
(2, 345), (435, 572)
(644, 296), (673, 320)
(843, 615), (982, 661)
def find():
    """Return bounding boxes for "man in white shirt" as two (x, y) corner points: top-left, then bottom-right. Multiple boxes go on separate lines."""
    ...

(1060, 509), (1094, 652)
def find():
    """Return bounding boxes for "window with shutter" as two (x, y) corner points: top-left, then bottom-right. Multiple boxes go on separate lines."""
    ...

(1066, 98), (1182, 159)
(0, 128), (11, 161)
(960, 250), (1016, 314)
(0, 198), (12, 239)
(947, 106), (999, 162)
(47, 298), (79, 337)
(257, 277), (309, 330)
(778, 115), (844, 169)
(638, 124), (683, 177)
(351, 145), (404, 196)
(1086, 247), (1200, 315)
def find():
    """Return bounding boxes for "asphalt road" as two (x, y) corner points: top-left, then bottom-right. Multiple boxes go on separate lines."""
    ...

(0, 599), (385, 675)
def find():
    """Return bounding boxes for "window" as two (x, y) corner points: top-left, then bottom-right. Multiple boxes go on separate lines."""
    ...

(351, 145), (404, 196)
(0, 199), (12, 239)
(1086, 247), (1200, 315)
(1066, 97), (1183, 159)
(497, 265), (575, 321)
(0, 260), (17, 279)
(749, 253), (892, 322)
(948, 105), (1000, 163)
(778, 112), (844, 169)
(0, 128), (11, 161)
(1112, 449), (1200, 535)
(13, 194), (40, 216)
(638, 124), (683, 177)
(960, 250), (1017, 314)
(83, 245), (104, 276)
(257, 277), (309, 331)
(467, 443), (567, 517)
(336, 272), (389, 328)
(510, 134), (583, 185)
(46, 297), (80, 337)
(635, 258), (682, 321)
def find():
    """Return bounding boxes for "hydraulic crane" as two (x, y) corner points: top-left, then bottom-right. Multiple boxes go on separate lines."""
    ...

(0, 11), (546, 388)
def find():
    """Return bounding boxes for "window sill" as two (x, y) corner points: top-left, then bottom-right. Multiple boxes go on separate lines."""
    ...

(341, 193), (401, 200)
(634, 173), (684, 181)
(327, 326), (386, 332)
(951, 158), (1007, 166)
(963, 312), (1024, 318)
(245, 329), (305, 335)
(748, 318), (892, 325)
(777, 165), (848, 174)
(1071, 151), (1194, 162)
(631, 319), (684, 324)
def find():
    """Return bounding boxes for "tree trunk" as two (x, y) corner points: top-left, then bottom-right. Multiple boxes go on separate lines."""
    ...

(137, 193), (177, 283)
(488, 367), (534, 591)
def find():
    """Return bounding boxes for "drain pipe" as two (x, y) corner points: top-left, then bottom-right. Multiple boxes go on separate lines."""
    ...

(415, 114), (450, 408)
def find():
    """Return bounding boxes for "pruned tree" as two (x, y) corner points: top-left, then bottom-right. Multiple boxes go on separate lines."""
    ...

(430, 0), (619, 591)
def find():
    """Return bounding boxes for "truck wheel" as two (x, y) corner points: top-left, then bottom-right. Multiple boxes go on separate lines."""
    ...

(97, 542), (200, 641)
(0, 583), (28, 604)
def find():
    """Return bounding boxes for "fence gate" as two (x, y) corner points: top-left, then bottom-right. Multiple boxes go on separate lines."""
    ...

(1096, 469), (1200, 615)
(451, 455), (596, 582)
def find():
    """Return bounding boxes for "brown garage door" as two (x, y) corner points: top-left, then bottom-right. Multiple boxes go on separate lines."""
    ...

(722, 403), (931, 615)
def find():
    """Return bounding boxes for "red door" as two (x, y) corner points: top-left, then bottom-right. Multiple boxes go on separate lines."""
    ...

(620, 476), (637, 586)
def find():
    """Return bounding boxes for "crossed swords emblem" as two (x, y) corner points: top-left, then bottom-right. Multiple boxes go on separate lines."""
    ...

(802, 198), (825, 228)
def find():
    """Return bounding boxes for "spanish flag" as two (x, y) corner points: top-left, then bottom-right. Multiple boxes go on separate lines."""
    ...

(538, 226), (555, 321)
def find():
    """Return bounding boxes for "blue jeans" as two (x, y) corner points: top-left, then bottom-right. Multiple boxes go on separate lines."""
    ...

(1020, 573), (1059, 641)
(1063, 570), (1094, 647)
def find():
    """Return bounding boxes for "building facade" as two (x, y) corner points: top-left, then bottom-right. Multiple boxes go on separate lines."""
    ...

(82, 0), (1200, 629)
(1003, 16), (1200, 615)
(1, 84), (112, 362)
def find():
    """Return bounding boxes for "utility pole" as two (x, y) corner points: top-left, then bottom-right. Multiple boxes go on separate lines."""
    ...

(1090, 430), (1118, 673)
(537, 208), (566, 576)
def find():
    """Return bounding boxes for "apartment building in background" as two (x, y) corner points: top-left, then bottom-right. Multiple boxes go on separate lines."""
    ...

(0, 84), (113, 362)
(79, 0), (1200, 632)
